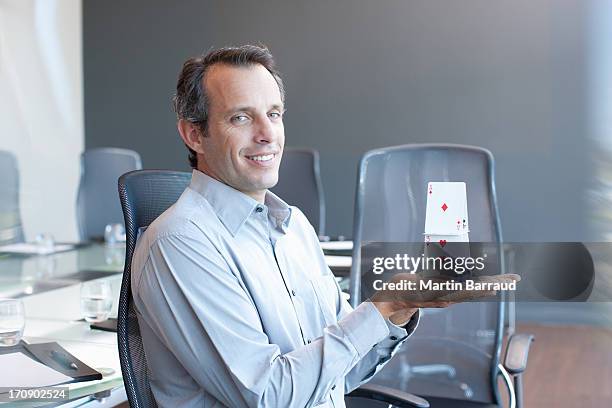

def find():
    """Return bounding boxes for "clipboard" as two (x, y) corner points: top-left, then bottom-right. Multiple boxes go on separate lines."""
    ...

(89, 318), (117, 333)
(21, 342), (102, 382)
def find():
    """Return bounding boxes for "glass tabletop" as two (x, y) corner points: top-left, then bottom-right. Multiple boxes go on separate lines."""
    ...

(0, 244), (126, 407)
(0, 244), (124, 299)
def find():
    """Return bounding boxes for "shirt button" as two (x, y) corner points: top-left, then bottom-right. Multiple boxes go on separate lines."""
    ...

(255, 206), (263, 213)
(390, 336), (398, 341)
(307, 339), (311, 344)
(291, 290), (296, 296)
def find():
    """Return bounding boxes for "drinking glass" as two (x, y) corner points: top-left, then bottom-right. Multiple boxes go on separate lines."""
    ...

(34, 233), (55, 254)
(0, 298), (25, 346)
(80, 280), (113, 323)
(104, 223), (125, 246)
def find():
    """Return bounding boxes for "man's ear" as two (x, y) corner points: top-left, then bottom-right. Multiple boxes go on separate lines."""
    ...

(177, 119), (205, 154)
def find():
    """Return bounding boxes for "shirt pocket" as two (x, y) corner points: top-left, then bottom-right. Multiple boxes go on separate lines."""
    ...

(308, 275), (339, 327)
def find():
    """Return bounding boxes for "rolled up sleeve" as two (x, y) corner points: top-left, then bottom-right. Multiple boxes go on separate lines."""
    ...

(329, 279), (420, 394)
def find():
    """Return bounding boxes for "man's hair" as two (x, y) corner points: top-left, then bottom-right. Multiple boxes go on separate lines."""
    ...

(172, 44), (285, 168)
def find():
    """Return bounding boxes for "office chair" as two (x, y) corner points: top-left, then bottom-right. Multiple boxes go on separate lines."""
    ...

(77, 147), (142, 241)
(118, 170), (191, 407)
(271, 148), (326, 236)
(118, 169), (430, 408)
(0, 150), (25, 245)
(347, 144), (534, 408)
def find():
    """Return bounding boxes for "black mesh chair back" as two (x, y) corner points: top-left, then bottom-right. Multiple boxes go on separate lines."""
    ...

(77, 148), (142, 241)
(118, 170), (191, 408)
(0, 150), (24, 245)
(349, 144), (505, 405)
(271, 148), (326, 235)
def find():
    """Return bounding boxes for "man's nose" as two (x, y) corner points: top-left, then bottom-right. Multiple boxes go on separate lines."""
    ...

(253, 115), (276, 144)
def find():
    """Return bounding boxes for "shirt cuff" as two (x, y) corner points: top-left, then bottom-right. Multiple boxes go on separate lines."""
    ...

(338, 301), (390, 358)
(397, 308), (420, 335)
(378, 309), (421, 350)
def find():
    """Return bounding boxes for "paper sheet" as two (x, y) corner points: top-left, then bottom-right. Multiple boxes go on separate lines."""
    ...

(0, 352), (72, 388)
(324, 255), (352, 268)
(319, 241), (353, 251)
(0, 243), (74, 255)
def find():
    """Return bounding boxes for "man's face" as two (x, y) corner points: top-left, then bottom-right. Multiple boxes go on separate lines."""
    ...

(198, 63), (285, 201)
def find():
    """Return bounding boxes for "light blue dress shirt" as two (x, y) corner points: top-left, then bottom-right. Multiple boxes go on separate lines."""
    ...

(131, 170), (419, 408)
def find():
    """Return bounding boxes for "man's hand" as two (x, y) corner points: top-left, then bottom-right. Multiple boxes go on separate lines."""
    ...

(370, 273), (520, 325)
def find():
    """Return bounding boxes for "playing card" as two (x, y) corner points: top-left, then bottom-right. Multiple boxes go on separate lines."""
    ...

(424, 233), (470, 257)
(424, 182), (469, 235)
(423, 233), (471, 275)
(424, 233), (470, 245)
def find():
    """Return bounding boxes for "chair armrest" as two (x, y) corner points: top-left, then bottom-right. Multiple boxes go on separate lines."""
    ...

(504, 333), (535, 375)
(347, 383), (429, 408)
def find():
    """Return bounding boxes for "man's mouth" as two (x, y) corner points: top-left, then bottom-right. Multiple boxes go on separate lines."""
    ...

(245, 153), (275, 163)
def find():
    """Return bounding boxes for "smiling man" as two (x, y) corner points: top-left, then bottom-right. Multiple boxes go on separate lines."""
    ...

(131, 44), (421, 408)
(179, 58), (285, 202)
(130, 45), (513, 408)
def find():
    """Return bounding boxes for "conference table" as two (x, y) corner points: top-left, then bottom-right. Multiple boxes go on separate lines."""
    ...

(0, 242), (353, 407)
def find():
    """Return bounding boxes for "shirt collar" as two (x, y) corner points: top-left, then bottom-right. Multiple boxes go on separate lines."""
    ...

(264, 189), (293, 233)
(189, 170), (292, 235)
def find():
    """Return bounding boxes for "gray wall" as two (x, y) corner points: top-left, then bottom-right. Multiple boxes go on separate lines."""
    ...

(84, 0), (593, 241)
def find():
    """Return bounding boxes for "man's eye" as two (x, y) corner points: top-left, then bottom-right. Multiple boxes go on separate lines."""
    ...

(268, 112), (282, 119)
(232, 115), (249, 123)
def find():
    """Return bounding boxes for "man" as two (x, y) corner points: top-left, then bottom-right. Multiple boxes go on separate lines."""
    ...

(131, 45), (516, 407)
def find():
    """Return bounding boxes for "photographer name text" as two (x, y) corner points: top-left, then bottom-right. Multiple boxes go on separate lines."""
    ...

(373, 279), (516, 291)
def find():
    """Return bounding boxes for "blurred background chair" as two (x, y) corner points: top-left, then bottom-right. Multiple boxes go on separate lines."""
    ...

(77, 147), (142, 241)
(347, 144), (533, 408)
(0, 150), (25, 245)
(271, 148), (326, 236)
(118, 170), (430, 408)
